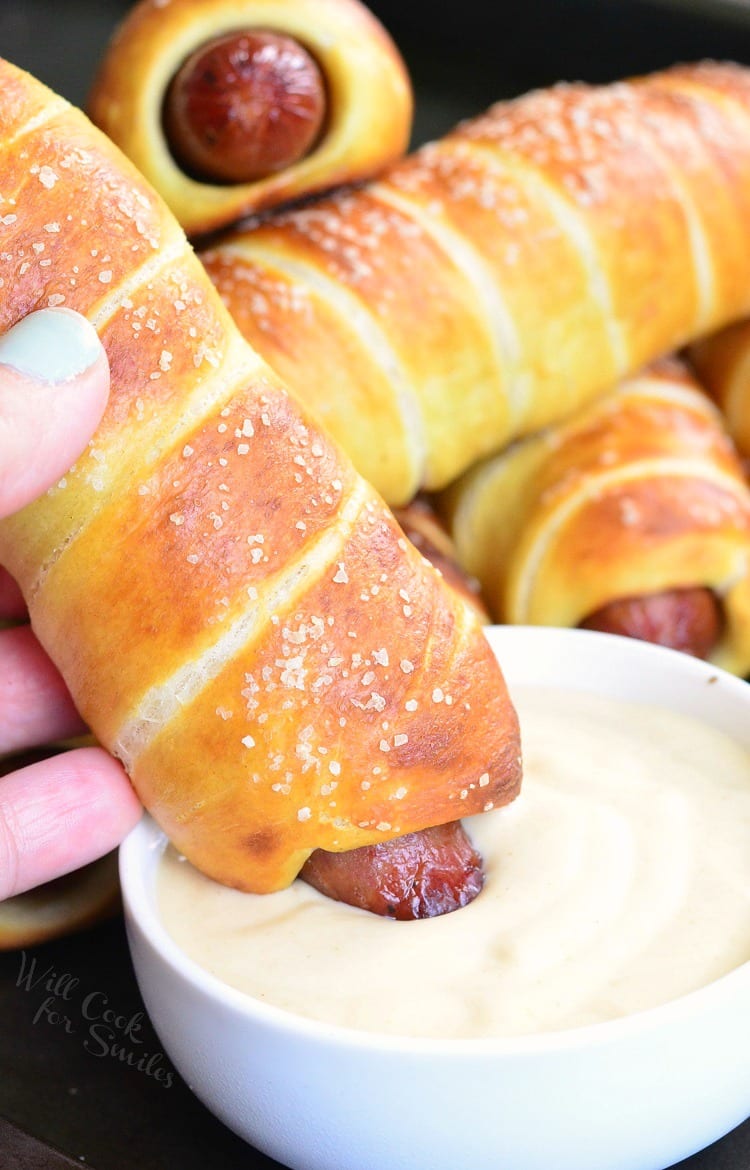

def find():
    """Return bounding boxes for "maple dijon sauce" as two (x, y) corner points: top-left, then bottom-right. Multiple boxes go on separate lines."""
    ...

(157, 686), (750, 1038)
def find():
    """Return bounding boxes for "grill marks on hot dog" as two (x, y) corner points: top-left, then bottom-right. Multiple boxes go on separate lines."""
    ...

(301, 820), (484, 919)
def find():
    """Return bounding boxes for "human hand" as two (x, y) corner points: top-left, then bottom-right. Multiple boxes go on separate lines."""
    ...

(0, 308), (142, 901)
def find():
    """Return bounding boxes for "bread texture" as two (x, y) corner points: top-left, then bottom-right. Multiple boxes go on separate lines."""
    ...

(195, 62), (750, 503)
(0, 58), (521, 894)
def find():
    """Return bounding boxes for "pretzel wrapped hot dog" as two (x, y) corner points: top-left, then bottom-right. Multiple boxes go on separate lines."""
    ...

(0, 58), (522, 913)
(439, 359), (750, 675)
(190, 62), (750, 504)
(87, 0), (413, 238)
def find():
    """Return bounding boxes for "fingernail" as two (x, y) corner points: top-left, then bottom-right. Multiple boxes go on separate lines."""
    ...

(0, 307), (103, 383)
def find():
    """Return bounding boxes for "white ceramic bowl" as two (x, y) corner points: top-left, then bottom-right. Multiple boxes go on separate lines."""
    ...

(119, 626), (750, 1170)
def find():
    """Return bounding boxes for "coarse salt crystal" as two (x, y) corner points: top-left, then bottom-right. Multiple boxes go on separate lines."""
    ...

(38, 166), (58, 189)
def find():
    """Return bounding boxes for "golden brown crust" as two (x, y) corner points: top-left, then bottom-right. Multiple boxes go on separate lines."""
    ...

(439, 359), (750, 677)
(87, 0), (413, 237)
(129, 499), (520, 892)
(690, 319), (750, 460)
(203, 244), (423, 505)
(0, 58), (521, 895)
(201, 62), (750, 503)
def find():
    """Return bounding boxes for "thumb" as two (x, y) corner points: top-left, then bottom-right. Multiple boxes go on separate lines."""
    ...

(0, 307), (110, 519)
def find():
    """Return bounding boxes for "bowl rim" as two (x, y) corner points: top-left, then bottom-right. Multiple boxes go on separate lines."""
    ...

(119, 624), (750, 1055)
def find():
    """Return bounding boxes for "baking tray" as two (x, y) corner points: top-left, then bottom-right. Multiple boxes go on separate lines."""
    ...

(1, 1), (749, 1166)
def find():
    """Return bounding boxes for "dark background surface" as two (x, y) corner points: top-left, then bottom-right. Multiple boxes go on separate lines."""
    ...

(1, 0), (749, 1167)
(6, 0), (750, 143)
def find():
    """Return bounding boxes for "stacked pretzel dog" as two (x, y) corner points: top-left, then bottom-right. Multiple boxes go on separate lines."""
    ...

(5, 0), (750, 944)
(88, 0), (750, 676)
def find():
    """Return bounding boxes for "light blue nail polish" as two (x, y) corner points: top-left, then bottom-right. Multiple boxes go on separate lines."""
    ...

(0, 307), (103, 383)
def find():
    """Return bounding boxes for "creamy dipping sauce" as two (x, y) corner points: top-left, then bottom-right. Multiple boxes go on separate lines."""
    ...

(157, 687), (750, 1038)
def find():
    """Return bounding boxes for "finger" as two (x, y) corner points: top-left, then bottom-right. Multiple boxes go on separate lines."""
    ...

(0, 307), (109, 519)
(0, 625), (87, 755)
(0, 568), (26, 623)
(0, 745), (142, 900)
